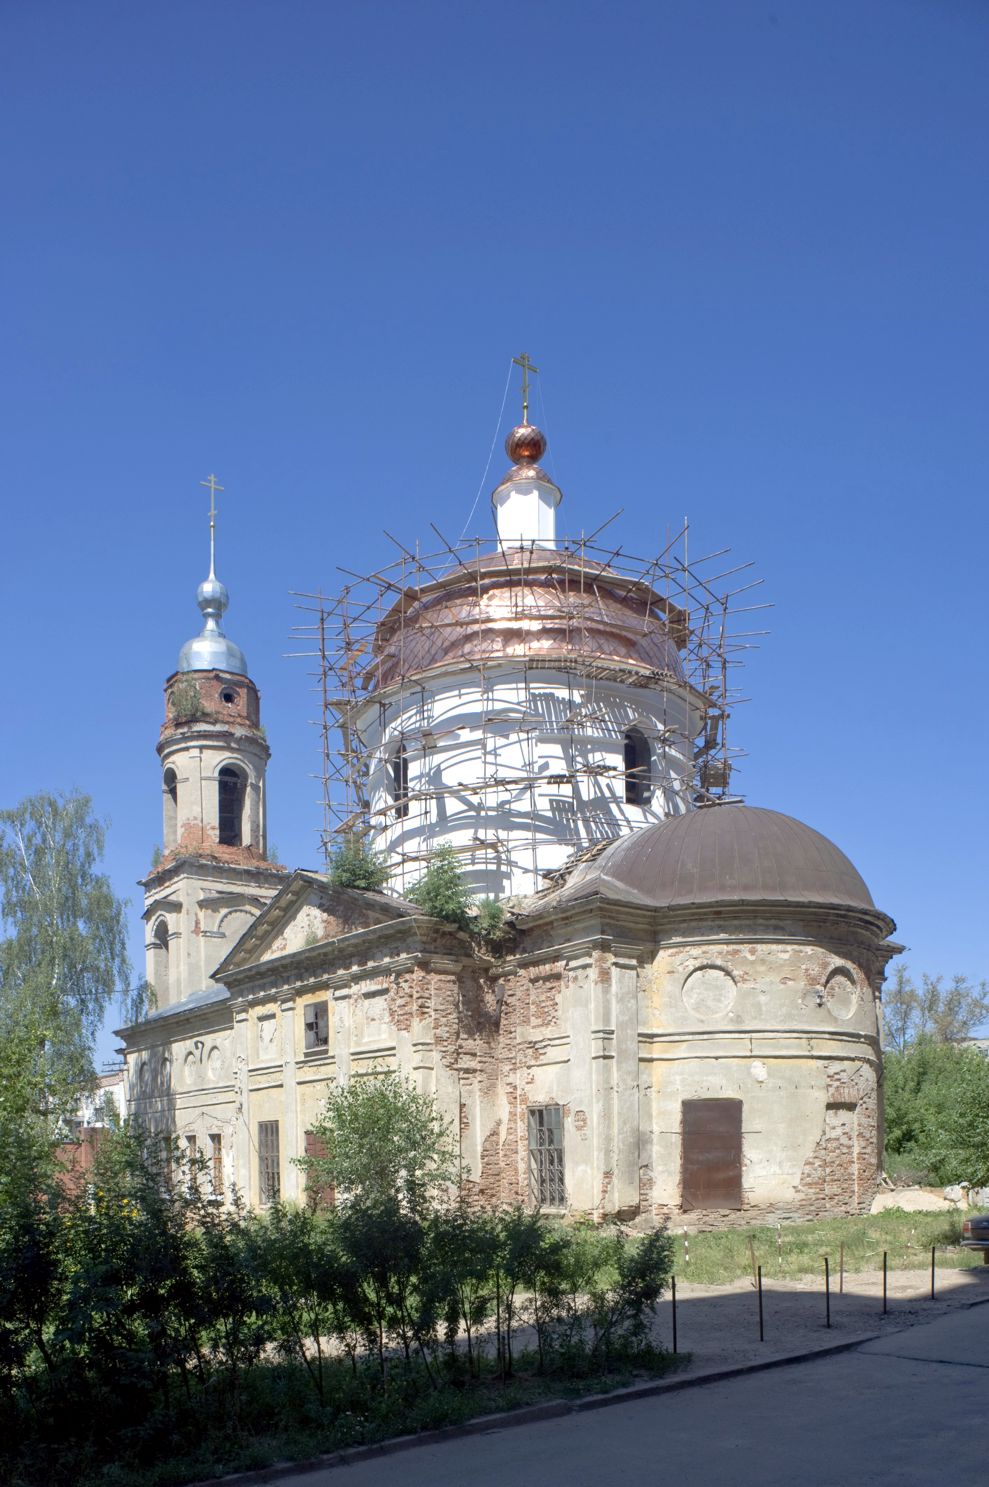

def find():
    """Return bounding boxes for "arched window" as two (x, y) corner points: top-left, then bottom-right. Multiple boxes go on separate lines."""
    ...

(218, 765), (246, 846)
(163, 767), (178, 850)
(624, 728), (653, 806)
(152, 918), (170, 1000)
(391, 744), (409, 820)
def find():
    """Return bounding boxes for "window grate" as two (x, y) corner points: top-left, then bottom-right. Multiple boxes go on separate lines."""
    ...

(258, 1120), (280, 1205)
(209, 1133), (223, 1198)
(528, 1105), (565, 1208)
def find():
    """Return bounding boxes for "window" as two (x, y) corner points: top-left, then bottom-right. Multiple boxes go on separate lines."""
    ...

(220, 688), (238, 705)
(304, 1000), (330, 1052)
(163, 768), (178, 849)
(391, 744), (409, 820)
(528, 1105), (565, 1208)
(304, 1129), (335, 1210)
(209, 1133), (223, 1198)
(218, 765), (246, 846)
(623, 728), (653, 806)
(258, 1121), (280, 1204)
(184, 1134), (198, 1191)
(152, 919), (170, 1000)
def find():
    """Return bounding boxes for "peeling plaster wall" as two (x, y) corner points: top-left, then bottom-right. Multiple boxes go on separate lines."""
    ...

(122, 887), (893, 1230)
(641, 912), (886, 1226)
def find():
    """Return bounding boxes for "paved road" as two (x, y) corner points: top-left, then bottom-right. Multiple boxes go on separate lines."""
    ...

(292, 1305), (989, 1487)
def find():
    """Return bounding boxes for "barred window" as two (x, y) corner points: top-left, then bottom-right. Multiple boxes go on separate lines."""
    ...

(528, 1105), (565, 1208)
(258, 1120), (280, 1205)
(209, 1133), (223, 1198)
(304, 1000), (330, 1052)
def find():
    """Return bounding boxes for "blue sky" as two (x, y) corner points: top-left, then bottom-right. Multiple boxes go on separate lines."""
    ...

(2, 1), (987, 1063)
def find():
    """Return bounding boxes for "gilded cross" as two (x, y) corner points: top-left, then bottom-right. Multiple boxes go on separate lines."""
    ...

(200, 473), (225, 576)
(512, 352), (539, 425)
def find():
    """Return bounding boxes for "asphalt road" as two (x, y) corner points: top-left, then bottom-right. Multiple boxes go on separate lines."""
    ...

(289, 1305), (989, 1487)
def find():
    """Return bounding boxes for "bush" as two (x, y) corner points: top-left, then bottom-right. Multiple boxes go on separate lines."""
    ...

(327, 841), (388, 892)
(0, 1124), (676, 1487)
(476, 898), (508, 947)
(884, 1039), (989, 1185)
(405, 844), (474, 931)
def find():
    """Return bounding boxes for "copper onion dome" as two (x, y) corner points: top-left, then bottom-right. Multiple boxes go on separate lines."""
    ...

(505, 423), (548, 464)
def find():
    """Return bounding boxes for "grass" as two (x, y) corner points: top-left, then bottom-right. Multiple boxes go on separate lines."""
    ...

(671, 1210), (983, 1285)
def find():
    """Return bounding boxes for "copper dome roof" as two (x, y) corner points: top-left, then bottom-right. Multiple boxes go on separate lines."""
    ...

(370, 548), (687, 690)
(547, 805), (885, 916)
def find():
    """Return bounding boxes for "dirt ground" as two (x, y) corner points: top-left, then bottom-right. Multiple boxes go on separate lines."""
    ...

(654, 1261), (989, 1376)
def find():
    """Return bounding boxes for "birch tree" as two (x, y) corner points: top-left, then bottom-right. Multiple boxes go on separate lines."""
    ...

(0, 792), (132, 1126)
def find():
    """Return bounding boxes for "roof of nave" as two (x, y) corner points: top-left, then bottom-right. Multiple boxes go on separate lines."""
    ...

(530, 804), (893, 926)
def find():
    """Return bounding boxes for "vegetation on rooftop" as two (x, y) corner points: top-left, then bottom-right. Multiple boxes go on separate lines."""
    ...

(327, 839), (389, 892)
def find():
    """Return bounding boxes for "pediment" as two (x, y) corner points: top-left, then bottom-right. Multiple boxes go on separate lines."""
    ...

(212, 871), (416, 979)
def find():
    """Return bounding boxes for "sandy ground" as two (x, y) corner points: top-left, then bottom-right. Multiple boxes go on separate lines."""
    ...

(654, 1260), (989, 1374)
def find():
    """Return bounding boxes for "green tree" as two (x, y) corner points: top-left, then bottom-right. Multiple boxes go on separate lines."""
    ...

(327, 838), (389, 892)
(405, 843), (474, 931)
(884, 1039), (989, 1186)
(299, 1070), (459, 1211)
(0, 792), (134, 1145)
(882, 965), (989, 1054)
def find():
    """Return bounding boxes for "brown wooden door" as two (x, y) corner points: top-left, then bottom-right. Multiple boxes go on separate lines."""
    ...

(681, 1098), (743, 1210)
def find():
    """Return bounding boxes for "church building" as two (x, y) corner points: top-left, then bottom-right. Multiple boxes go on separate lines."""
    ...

(119, 379), (899, 1227)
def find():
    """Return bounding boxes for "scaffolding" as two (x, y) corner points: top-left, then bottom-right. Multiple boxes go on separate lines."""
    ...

(290, 522), (768, 880)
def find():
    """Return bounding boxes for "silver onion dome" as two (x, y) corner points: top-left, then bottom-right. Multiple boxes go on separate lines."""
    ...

(177, 572), (248, 675)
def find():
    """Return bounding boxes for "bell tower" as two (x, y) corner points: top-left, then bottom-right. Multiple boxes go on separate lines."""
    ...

(143, 477), (286, 1010)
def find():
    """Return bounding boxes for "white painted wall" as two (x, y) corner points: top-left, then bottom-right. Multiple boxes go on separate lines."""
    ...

(354, 663), (701, 898)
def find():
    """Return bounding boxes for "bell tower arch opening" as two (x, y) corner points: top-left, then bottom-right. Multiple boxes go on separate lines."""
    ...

(218, 764), (247, 847)
(163, 767), (178, 850)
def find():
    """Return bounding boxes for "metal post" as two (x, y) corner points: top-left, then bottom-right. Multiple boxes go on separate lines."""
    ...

(671, 1274), (678, 1354)
(931, 1245), (936, 1301)
(882, 1251), (888, 1315)
(839, 1241), (845, 1295)
(824, 1256), (831, 1328)
(758, 1264), (764, 1342)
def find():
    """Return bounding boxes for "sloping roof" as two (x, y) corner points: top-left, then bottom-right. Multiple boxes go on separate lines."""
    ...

(210, 870), (423, 980)
(544, 805), (881, 915)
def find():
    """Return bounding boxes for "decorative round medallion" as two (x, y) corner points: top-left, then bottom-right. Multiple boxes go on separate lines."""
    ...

(682, 965), (737, 1019)
(207, 1046), (222, 1080)
(750, 1060), (768, 1083)
(183, 1051), (197, 1086)
(825, 969), (858, 1020)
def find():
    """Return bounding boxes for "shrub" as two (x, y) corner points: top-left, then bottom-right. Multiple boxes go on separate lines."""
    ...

(168, 677), (206, 722)
(476, 898), (508, 947)
(405, 844), (474, 931)
(327, 840), (389, 892)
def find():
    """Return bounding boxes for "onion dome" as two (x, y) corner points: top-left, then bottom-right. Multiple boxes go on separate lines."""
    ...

(549, 805), (890, 921)
(505, 423), (547, 464)
(178, 572), (247, 675)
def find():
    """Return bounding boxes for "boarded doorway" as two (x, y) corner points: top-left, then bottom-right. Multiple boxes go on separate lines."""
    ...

(681, 1098), (743, 1210)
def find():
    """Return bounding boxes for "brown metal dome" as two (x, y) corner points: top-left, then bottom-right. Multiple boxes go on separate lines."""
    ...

(550, 805), (887, 917)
